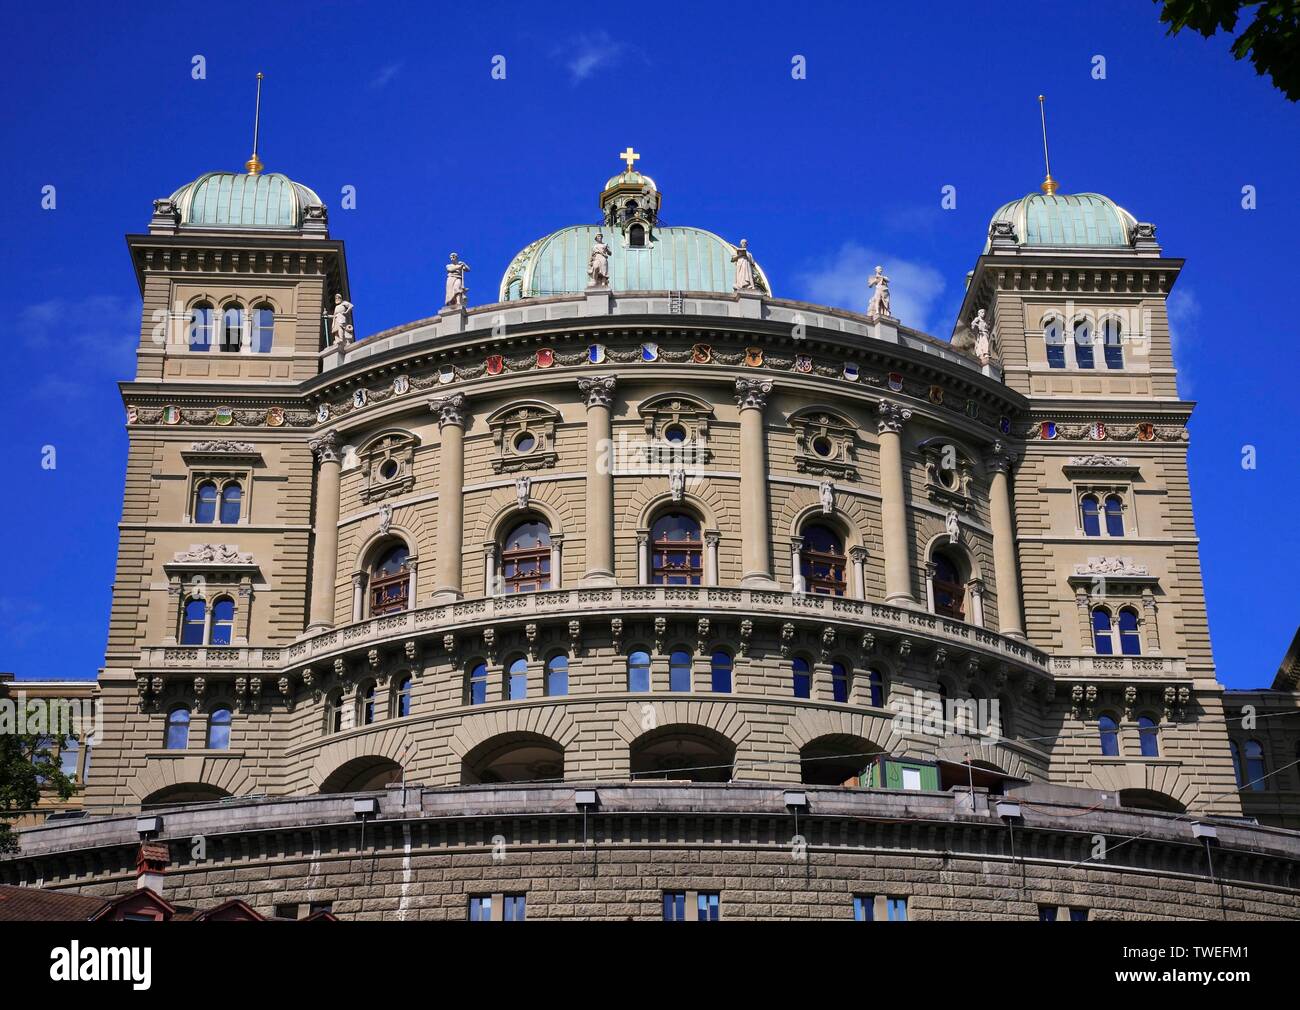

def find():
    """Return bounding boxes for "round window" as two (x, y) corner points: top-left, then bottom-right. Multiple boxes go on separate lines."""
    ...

(514, 430), (537, 454)
(379, 459), (400, 481)
(664, 424), (688, 444)
(939, 467), (958, 490)
(812, 435), (835, 458)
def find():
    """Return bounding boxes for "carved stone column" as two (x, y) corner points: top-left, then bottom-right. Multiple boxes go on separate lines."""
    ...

(735, 378), (778, 589)
(636, 529), (650, 584)
(306, 430), (342, 631)
(430, 394), (467, 603)
(1141, 588), (1161, 654)
(966, 578), (986, 627)
(549, 533), (564, 590)
(790, 536), (805, 593)
(482, 542), (498, 596)
(703, 530), (720, 586)
(849, 546), (868, 600)
(986, 441), (1026, 640)
(876, 401), (915, 608)
(579, 376), (617, 587)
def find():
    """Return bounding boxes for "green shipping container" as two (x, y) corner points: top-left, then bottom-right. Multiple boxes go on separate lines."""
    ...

(863, 755), (940, 792)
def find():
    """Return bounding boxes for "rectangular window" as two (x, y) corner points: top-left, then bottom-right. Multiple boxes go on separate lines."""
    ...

(503, 894), (526, 921)
(901, 767), (922, 791)
(1069, 908), (1089, 922)
(696, 892), (720, 921)
(1039, 905), (1058, 922)
(308, 901), (333, 916)
(852, 895), (874, 922)
(469, 896), (493, 922)
(663, 891), (687, 921)
(274, 903), (301, 920)
(886, 897), (908, 921)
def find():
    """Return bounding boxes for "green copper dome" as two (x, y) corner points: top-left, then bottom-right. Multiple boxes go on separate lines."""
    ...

(499, 224), (770, 301)
(986, 192), (1137, 249)
(168, 171), (324, 229)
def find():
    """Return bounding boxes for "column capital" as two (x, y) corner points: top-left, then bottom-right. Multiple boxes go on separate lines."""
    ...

(985, 439), (1018, 474)
(703, 529), (721, 547)
(734, 376), (773, 411)
(578, 374), (617, 408)
(876, 399), (912, 435)
(428, 393), (468, 429)
(848, 546), (869, 563)
(309, 429), (341, 464)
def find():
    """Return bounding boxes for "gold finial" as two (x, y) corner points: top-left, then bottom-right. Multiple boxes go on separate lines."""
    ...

(618, 146), (641, 172)
(1037, 95), (1058, 195)
(245, 72), (265, 175)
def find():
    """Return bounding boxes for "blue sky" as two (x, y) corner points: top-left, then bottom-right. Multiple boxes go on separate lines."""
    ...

(1, 1), (1296, 687)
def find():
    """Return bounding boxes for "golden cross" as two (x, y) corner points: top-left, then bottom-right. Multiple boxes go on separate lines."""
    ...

(618, 146), (640, 172)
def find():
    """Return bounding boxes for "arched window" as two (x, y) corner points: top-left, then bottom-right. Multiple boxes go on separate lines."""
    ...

(394, 675), (413, 718)
(792, 657), (812, 699)
(1073, 318), (1094, 369)
(501, 520), (551, 593)
(931, 552), (965, 620)
(867, 668), (884, 708)
(628, 650), (651, 692)
(165, 707), (190, 750)
(1092, 607), (1114, 655)
(1229, 740), (1243, 787)
(194, 481), (219, 524)
(369, 543), (411, 616)
(507, 657), (528, 701)
(1080, 494), (1101, 537)
(1098, 714), (1120, 756)
(325, 691), (344, 734)
(359, 682), (377, 725)
(59, 737), (79, 779)
(467, 662), (489, 706)
(1138, 716), (1159, 757)
(669, 649), (692, 692)
(800, 524), (846, 596)
(629, 223), (645, 247)
(711, 650), (733, 693)
(180, 598), (206, 645)
(220, 305), (244, 352)
(651, 512), (702, 585)
(1103, 495), (1124, 537)
(1102, 317), (1123, 369)
(206, 707), (232, 749)
(1118, 607), (1142, 655)
(830, 661), (849, 703)
(250, 304), (274, 353)
(1044, 316), (1065, 368)
(189, 303), (214, 351)
(1244, 740), (1266, 791)
(219, 482), (242, 524)
(209, 596), (235, 646)
(546, 654), (568, 697)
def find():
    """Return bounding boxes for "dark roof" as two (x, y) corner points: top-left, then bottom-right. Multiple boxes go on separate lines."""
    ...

(0, 884), (107, 921)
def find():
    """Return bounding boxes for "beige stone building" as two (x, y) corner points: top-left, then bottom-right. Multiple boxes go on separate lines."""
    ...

(3, 152), (1298, 920)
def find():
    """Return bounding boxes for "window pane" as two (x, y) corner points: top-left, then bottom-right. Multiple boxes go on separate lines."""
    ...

(853, 896), (873, 921)
(792, 657), (811, 699)
(697, 892), (719, 921)
(397, 677), (412, 717)
(1104, 496), (1124, 536)
(831, 662), (848, 703)
(887, 897), (908, 921)
(189, 305), (213, 351)
(1074, 320), (1094, 368)
(221, 307), (244, 352)
(194, 482), (218, 524)
(710, 651), (732, 693)
(469, 663), (488, 705)
(1099, 716), (1120, 757)
(207, 708), (231, 749)
(1138, 717), (1158, 757)
(663, 891), (686, 921)
(669, 650), (692, 692)
(628, 651), (651, 692)
(252, 306), (274, 353)
(165, 709), (190, 750)
(210, 597), (235, 646)
(868, 669), (884, 708)
(1044, 319), (1065, 368)
(1103, 318), (1123, 369)
(1080, 495), (1100, 537)
(508, 657), (528, 701)
(59, 738), (79, 778)
(219, 483), (242, 524)
(1092, 609), (1113, 655)
(1118, 608), (1141, 656)
(546, 655), (568, 696)
(181, 599), (206, 645)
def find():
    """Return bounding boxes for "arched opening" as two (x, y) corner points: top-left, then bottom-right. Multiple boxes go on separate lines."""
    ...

(800, 523), (846, 596)
(319, 756), (404, 793)
(220, 304), (244, 353)
(629, 223), (646, 247)
(799, 735), (884, 786)
(930, 549), (966, 620)
(141, 783), (231, 809)
(188, 303), (214, 352)
(368, 541), (411, 616)
(461, 733), (564, 785)
(501, 518), (551, 593)
(1080, 493), (1101, 536)
(1043, 316), (1065, 368)
(629, 725), (735, 783)
(1104, 494), (1125, 536)
(1073, 318), (1094, 368)
(1102, 317), (1123, 369)
(1118, 789), (1185, 814)
(250, 303), (275, 353)
(650, 511), (703, 585)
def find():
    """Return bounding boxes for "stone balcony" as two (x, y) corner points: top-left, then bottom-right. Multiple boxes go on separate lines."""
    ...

(139, 587), (1050, 679)
(1048, 655), (1189, 678)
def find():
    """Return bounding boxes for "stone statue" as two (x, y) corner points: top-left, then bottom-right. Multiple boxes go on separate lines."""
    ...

(669, 468), (686, 502)
(819, 480), (834, 515)
(867, 265), (891, 318)
(970, 308), (992, 365)
(378, 503), (393, 536)
(444, 253), (470, 309)
(329, 293), (354, 346)
(587, 232), (610, 287)
(515, 475), (531, 510)
(945, 509), (961, 545)
(732, 239), (757, 292)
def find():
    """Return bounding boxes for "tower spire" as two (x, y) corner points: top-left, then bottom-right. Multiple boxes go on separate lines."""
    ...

(1037, 94), (1058, 195)
(245, 72), (265, 175)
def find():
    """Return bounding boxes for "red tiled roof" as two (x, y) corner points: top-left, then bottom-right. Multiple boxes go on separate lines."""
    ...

(0, 884), (108, 921)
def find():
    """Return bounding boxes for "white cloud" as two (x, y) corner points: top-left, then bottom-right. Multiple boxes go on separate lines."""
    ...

(558, 31), (627, 84)
(1166, 286), (1200, 395)
(369, 62), (403, 90)
(18, 294), (138, 400)
(794, 243), (947, 333)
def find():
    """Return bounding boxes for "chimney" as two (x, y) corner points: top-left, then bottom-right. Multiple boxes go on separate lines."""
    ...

(135, 841), (169, 893)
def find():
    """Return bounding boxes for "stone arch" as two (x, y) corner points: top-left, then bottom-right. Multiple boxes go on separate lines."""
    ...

(1084, 762), (1199, 811)
(784, 708), (896, 754)
(354, 426), (421, 456)
(319, 756), (404, 793)
(354, 523), (420, 573)
(124, 755), (256, 806)
(931, 738), (1031, 782)
(470, 477), (577, 544)
(446, 706), (580, 763)
(460, 731), (566, 784)
(781, 488), (873, 550)
(140, 783), (232, 809)
(628, 723), (738, 783)
(482, 496), (567, 543)
(919, 525), (987, 582)
(307, 725), (414, 792)
(798, 733), (887, 785)
(786, 402), (869, 435)
(627, 486), (724, 533)
(614, 700), (751, 749)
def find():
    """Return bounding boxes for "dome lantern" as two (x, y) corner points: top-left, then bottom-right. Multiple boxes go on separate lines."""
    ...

(599, 147), (661, 248)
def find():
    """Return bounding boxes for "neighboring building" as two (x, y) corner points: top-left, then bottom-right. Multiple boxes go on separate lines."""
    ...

(0, 674), (97, 828)
(2, 146), (1298, 919)
(1223, 628), (1300, 830)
